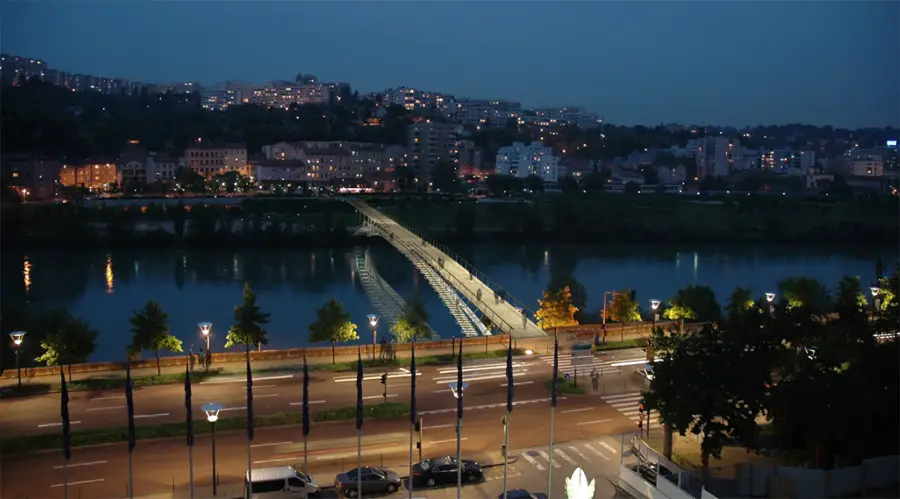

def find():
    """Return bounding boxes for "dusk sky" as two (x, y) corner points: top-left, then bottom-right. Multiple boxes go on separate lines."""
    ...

(3, 1), (899, 128)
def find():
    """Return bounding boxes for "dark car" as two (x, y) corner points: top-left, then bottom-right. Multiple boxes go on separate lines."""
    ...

(334, 467), (402, 497)
(412, 456), (483, 488)
(499, 490), (545, 499)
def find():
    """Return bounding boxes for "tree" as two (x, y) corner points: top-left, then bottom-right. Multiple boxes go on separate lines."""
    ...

(308, 297), (358, 364)
(128, 300), (183, 375)
(391, 298), (432, 343)
(724, 287), (756, 321)
(225, 282), (271, 351)
(523, 175), (545, 193)
(547, 274), (588, 323)
(833, 275), (868, 325)
(558, 175), (579, 194)
(663, 285), (722, 323)
(34, 309), (98, 381)
(535, 286), (580, 329)
(431, 161), (459, 193)
(777, 277), (833, 315)
(608, 289), (641, 323)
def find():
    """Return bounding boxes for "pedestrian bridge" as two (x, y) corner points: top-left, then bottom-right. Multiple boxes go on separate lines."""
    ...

(345, 198), (547, 338)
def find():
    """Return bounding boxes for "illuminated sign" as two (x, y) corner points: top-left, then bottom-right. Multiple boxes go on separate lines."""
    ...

(887, 140), (897, 149)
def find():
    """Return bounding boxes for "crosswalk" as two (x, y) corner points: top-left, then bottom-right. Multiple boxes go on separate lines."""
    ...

(601, 392), (661, 426)
(515, 438), (621, 473)
(538, 354), (645, 375)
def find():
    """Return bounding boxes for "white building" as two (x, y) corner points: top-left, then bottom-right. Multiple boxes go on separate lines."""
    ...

(248, 159), (307, 183)
(147, 153), (181, 181)
(851, 154), (884, 177)
(380, 87), (453, 112)
(696, 136), (740, 178)
(495, 142), (561, 182)
(453, 99), (521, 127)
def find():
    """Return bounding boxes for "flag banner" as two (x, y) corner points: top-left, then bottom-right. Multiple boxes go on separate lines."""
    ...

(506, 336), (514, 413)
(60, 369), (71, 461)
(356, 346), (364, 430)
(410, 341), (417, 425)
(185, 364), (194, 447)
(456, 340), (463, 420)
(551, 334), (559, 408)
(246, 349), (254, 441)
(125, 365), (136, 453)
(302, 355), (310, 437)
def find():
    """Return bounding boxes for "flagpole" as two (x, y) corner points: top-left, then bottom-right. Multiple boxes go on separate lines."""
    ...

(548, 330), (559, 496)
(456, 340), (463, 499)
(408, 340), (416, 499)
(356, 346), (363, 499)
(503, 336), (513, 499)
(246, 346), (254, 499)
(503, 408), (510, 498)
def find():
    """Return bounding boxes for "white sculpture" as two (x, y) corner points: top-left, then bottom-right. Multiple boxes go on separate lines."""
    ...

(565, 467), (596, 499)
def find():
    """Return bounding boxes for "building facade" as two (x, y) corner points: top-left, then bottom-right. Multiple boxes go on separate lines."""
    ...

(183, 142), (247, 177)
(656, 165), (688, 184)
(2, 155), (61, 200)
(696, 136), (740, 178)
(405, 122), (460, 181)
(495, 141), (561, 182)
(248, 159), (307, 183)
(59, 162), (118, 191)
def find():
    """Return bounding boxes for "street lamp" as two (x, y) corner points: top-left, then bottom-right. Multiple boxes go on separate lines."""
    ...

(202, 403), (223, 496)
(870, 287), (881, 312)
(650, 300), (661, 322)
(198, 322), (212, 372)
(9, 331), (26, 387)
(765, 293), (776, 316)
(367, 314), (379, 361)
(648, 301), (660, 363)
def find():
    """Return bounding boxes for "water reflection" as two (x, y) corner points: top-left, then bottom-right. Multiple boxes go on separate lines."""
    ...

(23, 256), (32, 294)
(105, 254), (115, 294)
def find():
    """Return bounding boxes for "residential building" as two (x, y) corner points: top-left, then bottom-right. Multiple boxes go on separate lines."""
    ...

(59, 161), (118, 191)
(850, 154), (884, 177)
(147, 152), (181, 181)
(118, 142), (150, 185)
(246, 80), (329, 109)
(452, 98), (521, 127)
(248, 158), (307, 183)
(300, 144), (354, 183)
(657, 165), (688, 184)
(406, 122), (460, 181)
(381, 87), (453, 112)
(457, 140), (483, 174)
(696, 136), (740, 178)
(385, 145), (406, 172)
(2, 154), (61, 200)
(351, 144), (388, 175)
(495, 141), (561, 182)
(183, 141), (247, 177)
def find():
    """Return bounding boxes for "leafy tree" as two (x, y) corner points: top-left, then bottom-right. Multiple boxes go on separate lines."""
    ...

(34, 309), (98, 381)
(523, 175), (545, 193)
(128, 300), (183, 375)
(535, 286), (579, 330)
(608, 289), (641, 323)
(431, 161), (459, 193)
(547, 274), (588, 323)
(833, 275), (868, 324)
(308, 297), (358, 363)
(724, 287), (756, 321)
(662, 285), (722, 323)
(225, 282), (271, 351)
(777, 277), (833, 315)
(391, 298), (431, 343)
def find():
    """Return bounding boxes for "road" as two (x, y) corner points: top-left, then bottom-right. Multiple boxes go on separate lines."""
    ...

(1, 349), (648, 437)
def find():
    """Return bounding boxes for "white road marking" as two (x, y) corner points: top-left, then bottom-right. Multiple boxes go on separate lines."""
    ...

(602, 392), (643, 402)
(134, 413), (169, 419)
(90, 396), (124, 402)
(51, 479), (104, 487)
(419, 397), (566, 415)
(333, 372), (422, 383)
(432, 369), (529, 384)
(219, 406), (247, 412)
(501, 381), (533, 387)
(555, 448), (578, 466)
(430, 437), (467, 445)
(244, 384), (277, 389)
(53, 460), (106, 469)
(583, 443), (609, 460)
(38, 421), (82, 428)
(562, 407), (593, 413)
(254, 457), (298, 464)
(201, 374), (293, 384)
(568, 446), (592, 463)
(288, 400), (325, 406)
(431, 389), (450, 394)
(537, 450), (561, 468)
(86, 405), (125, 412)
(362, 394), (398, 400)
(436, 362), (530, 374)
(426, 424), (456, 430)
(250, 441), (292, 448)
(520, 453), (545, 471)
(600, 441), (619, 454)
(245, 394), (279, 399)
(577, 419), (612, 426)
(398, 367), (410, 373)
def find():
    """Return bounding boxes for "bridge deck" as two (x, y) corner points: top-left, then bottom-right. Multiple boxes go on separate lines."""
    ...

(348, 200), (546, 338)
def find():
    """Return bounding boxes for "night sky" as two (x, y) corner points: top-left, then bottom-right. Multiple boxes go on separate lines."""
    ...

(3, 1), (898, 128)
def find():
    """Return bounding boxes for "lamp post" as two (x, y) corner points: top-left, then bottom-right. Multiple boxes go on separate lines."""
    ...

(600, 291), (624, 344)
(202, 403), (223, 496)
(870, 287), (881, 314)
(9, 331), (26, 387)
(198, 322), (212, 373)
(765, 293), (776, 316)
(368, 314), (379, 361)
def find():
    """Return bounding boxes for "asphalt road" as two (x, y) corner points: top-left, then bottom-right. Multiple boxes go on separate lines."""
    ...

(1, 349), (647, 437)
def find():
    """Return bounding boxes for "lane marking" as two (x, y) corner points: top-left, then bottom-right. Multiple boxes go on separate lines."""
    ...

(562, 407), (593, 413)
(577, 419), (612, 426)
(90, 396), (124, 402)
(501, 381), (533, 387)
(220, 406), (247, 412)
(431, 389), (450, 394)
(254, 457), (298, 464)
(52, 460), (106, 469)
(288, 400), (325, 406)
(426, 424), (456, 430)
(600, 441), (619, 454)
(38, 421), (82, 428)
(333, 372), (422, 383)
(200, 374), (293, 385)
(584, 443), (609, 460)
(601, 392), (643, 401)
(430, 437), (467, 445)
(419, 397), (566, 415)
(520, 453), (545, 471)
(432, 370), (530, 384)
(244, 384), (277, 389)
(251, 441), (292, 448)
(245, 393), (279, 399)
(398, 367), (410, 373)
(362, 394), (398, 400)
(134, 413), (169, 419)
(537, 450), (561, 468)
(51, 479), (104, 488)
(568, 446), (592, 463)
(436, 362), (530, 374)
(86, 405), (125, 412)
(555, 448), (578, 466)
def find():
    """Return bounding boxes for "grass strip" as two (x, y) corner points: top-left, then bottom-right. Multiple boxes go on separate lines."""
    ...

(1, 402), (410, 456)
(1, 371), (219, 397)
(593, 338), (646, 351)
(544, 377), (585, 395)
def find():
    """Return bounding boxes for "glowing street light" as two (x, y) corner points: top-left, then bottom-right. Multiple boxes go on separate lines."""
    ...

(650, 300), (661, 321)
(368, 314), (379, 361)
(202, 402), (223, 496)
(765, 293), (776, 315)
(9, 331), (26, 387)
(198, 322), (212, 372)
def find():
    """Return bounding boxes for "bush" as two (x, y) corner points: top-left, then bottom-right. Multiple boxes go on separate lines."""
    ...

(593, 338), (645, 352)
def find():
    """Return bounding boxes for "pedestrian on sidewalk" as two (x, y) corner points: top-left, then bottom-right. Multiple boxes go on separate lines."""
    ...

(591, 367), (599, 392)
(199, 347), (206, 370)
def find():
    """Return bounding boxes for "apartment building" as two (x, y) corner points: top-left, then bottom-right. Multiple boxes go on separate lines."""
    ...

(147, 152), (182, 181)
(656, 165), (688, 184)
(59, 162), (118, 191)
(301, 145), (355, 183)
(381, 87), (453, 112)
(458, 140), (484, 174)
(405, 122), (460, 181)
(452, 99), (521, 127)
(696, 136), (740, 178)
(246, 81), (329, 109)
(2, 154), (61, 200)
(850, 154), (884, 177)
(495, 141), (561, 183)
(183, 142), (247, 177)
(247, 158), (307, 183)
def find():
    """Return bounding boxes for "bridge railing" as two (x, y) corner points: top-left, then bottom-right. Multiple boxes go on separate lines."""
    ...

(356, 201), (540, 326)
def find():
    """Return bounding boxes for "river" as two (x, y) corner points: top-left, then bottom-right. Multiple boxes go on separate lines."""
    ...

(2, 244), (894, 361)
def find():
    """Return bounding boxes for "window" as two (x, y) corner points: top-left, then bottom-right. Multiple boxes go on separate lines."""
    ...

(250, 479), (284, 493)
(287, 477), (305, 487)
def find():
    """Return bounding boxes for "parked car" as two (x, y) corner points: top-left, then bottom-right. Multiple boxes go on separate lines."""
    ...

(411, 456), (483, 487)
(245, 466), (318, 498)
(333, 467), (402, 497)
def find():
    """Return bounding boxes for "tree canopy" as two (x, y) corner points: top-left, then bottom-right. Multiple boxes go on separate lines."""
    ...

(535, 286), (580, 329)
(608, 289), (641, 323)
(308, 297), (358, 363)
(128, 300), (183, 375)
(662, 284), (722, 322)
(225, 282), (271, 350)
(390, 298), (432, 342)
(33, 309), (98, 379)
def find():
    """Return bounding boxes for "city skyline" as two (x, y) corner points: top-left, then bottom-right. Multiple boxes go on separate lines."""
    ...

(3, 1), (899, 129)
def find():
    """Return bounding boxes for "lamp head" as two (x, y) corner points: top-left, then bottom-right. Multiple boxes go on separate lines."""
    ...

(765, 293), (776, 303)
(650, 300), (660, 311)
(198, 322), (213, 336)
(367, 314), (379, 328)
(9, 331), (26, 346)
(871, 286), (881, 297)
(202, 402), (223, 423)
